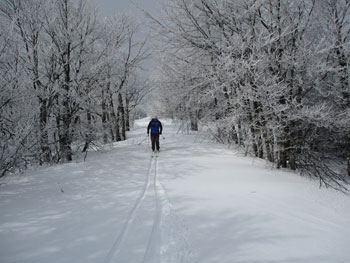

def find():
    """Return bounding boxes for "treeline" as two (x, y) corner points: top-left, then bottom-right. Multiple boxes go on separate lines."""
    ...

(0, 0), (150, 177)
(151, 0), (350, 190)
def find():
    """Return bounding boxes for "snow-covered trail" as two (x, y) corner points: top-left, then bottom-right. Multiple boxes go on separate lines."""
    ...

(104, 153), (166, 263)
(103, 155), (156, 263)
(1, 118), (350, 263)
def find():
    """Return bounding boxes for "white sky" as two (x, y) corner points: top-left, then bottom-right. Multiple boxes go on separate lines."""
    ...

(90, 0), (161, 17)
(89, 0), (162, 102)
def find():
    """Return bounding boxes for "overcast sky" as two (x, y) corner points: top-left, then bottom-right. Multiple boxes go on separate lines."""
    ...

(90, 0), (161, 18)
(89, 0), (162, 85)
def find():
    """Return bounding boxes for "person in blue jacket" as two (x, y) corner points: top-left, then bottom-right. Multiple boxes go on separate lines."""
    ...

(147, 116), (163, 152)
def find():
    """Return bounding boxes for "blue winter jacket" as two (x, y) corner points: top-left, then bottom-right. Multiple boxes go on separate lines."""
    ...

(147, 118), (163, 135)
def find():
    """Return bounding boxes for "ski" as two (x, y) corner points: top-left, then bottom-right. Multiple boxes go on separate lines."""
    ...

(151, 151), (159, 158)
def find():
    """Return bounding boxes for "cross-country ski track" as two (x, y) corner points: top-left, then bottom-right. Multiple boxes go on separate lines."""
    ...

(104, 154), (166, 263)
(1, 118), (350, 263)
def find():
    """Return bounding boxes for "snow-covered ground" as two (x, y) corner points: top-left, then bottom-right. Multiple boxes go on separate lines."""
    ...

(1, 118), (350, 263)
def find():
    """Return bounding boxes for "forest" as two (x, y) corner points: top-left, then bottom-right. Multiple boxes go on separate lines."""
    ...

(149, 0), (350, 191)
(0, 0), (349, 191)
(0, 0), (151, 177)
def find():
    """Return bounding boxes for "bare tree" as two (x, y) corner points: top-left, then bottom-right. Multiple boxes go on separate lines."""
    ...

(151, 0), (349, 190)
(0, 0), (151, 176)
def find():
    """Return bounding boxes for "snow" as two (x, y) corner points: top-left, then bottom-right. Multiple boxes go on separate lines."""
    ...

(1, 118), (350, 263)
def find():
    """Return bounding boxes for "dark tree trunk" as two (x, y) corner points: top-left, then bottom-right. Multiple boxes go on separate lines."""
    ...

(82, 110), (92, 153)
(189, 111), (198, 131)
(101, 89), (108, 144)
(118, 93), (126, 140)
(39, 99), (51, 163)
(115, 111), (121, 142)
(125, 94), (130, 131)
(60, 0), (72, 161)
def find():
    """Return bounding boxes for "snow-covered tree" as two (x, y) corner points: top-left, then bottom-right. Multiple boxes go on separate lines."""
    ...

(0, 0), (151, 176)
(151, 0), (349, 190)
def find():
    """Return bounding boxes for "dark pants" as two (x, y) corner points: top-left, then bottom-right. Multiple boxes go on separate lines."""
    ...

(151, 134), (160, 151)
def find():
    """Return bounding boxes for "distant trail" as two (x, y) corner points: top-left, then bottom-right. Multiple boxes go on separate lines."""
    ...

(104, 156), (154, 263)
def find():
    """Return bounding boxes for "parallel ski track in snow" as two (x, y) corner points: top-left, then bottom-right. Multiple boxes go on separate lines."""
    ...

(143, 156), (161, 263)
(104, 156), (154, 263)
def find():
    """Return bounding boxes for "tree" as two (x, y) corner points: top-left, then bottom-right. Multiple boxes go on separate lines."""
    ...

(0, 0), (151, 176)
(151, 0), (349, 191)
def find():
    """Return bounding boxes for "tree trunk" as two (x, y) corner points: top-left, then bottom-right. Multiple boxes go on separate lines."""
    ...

(101, 89), (108, 144)
(125, 94), (130, 131)
(60, 0), (72, 161)
(61, 66), (72, 160)
(82, 109), (92, 153)
(118, 93), (126, 140)
(107, 87), (118, 142)
(115, 110), (122, 142)
(189, 111), (198, 131)
(39, 99), (51, 163)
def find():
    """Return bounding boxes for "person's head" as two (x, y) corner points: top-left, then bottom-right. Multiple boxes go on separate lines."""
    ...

(154, 115), (158, 120)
